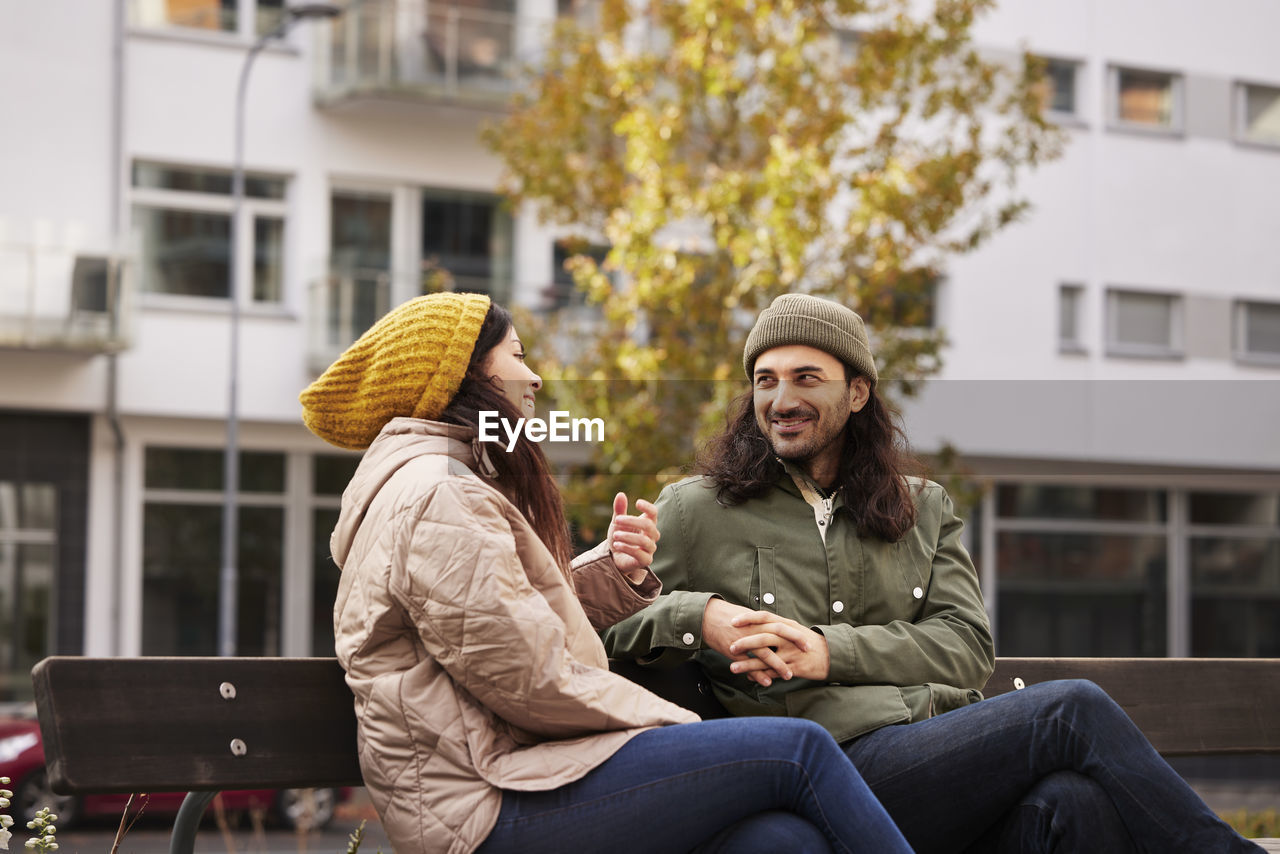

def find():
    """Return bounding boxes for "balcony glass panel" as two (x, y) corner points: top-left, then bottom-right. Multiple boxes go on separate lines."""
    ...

(0, 240), (132, 353)
(308, 270), (395, 371)
(319, 0), (531, 104)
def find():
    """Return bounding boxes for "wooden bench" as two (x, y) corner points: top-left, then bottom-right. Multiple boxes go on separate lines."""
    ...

(32, 657), (362, 854)
(32, 656), (1280, 853)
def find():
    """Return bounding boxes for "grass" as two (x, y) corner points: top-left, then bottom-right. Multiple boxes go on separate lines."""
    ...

(1221, 809), (1280, 839)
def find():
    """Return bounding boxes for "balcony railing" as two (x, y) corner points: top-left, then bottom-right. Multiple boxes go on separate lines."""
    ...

(308, 267), (510, 371)
(315, 0), (550, 108)
(0, 241), (134, 353)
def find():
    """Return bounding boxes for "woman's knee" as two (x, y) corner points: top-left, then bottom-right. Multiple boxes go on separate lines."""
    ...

(768, 717), (844, 758)
(711, 717), (847, 774)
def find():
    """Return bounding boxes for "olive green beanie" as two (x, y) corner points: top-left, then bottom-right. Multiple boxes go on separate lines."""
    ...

(743, 293), (878, 385)
(299, 292), (491, 449)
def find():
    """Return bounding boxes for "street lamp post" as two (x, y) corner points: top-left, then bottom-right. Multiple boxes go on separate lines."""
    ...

(220, 2), (342, 658)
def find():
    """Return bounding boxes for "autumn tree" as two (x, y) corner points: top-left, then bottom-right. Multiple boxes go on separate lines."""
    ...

(484, 0), (1061, 535)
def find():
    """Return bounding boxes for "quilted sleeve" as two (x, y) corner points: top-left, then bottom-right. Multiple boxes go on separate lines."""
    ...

(389, 479), (698, 738)
(570, 541), (662, 630)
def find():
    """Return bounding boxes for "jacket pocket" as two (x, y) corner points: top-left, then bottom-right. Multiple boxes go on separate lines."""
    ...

(925, 682), (984, 718)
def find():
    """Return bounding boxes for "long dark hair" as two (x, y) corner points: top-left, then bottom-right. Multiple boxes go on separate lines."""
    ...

(696, 377), (923, 542)
(439, 303), (574, 569)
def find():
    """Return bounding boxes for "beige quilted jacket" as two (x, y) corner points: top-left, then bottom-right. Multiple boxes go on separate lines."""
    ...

(331, 418), (699, 854)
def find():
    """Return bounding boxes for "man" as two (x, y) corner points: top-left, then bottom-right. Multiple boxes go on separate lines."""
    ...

(604, 294), (1260, 853)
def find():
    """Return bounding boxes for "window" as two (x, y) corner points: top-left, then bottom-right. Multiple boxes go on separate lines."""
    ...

(977, 482), (1280, 659)
(424, 0), (516, 83)
(1058, 283), (1085, 352)
(324, 191), (394, 351)
(129, 0), (285, 38)
(1189, 490), (1280, 658)
(1106, 288), (1182, 358)
(311, 454), (360, 656)
(1038, 57), (1083, 121)
(132, 162), (287, 303)
(992, 485), (1168, 657)
(1235, 300), (1280, 363)
(0, 482), (57, 702)
(1110, 66), (1182, 131)
(421, 188), (512, 302)
(141, 447), (286, 656)
(1238, 82), (1280, 146)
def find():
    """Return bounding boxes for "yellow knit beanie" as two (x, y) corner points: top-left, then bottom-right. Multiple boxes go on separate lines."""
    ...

(299, 292), (491, 449)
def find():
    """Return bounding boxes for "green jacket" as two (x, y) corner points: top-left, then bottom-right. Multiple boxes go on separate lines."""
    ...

(603, 466), (994, 743)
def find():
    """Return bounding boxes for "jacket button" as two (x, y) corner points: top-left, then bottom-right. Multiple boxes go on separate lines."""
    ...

(763, 592), (775, 605)
(832, 601), (844, 613)
(682, 632), (695, 646)
(913, 586), (923, 599)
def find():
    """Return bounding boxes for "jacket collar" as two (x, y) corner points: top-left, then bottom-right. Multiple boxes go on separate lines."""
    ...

(776, 457), (845, 510)
(330, 417), (499, 568)
(376, 417), (497, 476)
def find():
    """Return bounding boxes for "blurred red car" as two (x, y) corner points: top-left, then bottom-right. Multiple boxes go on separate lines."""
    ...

(0, 712), (350, 830)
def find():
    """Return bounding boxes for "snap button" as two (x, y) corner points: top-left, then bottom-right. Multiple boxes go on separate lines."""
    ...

(832, 601), (844, 613)
(763, 592), (775, 605)
(912, 586), (923, 599)
(818, 519), (826, 527)
(1013, 677), (1025, 690)
(682, 632), (695, 646)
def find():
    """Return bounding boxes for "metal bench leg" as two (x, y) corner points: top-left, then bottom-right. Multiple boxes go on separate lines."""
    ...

(169, 791), (219, 854)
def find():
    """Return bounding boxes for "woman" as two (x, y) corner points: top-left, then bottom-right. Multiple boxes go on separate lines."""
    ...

(299, 293), (913, 854)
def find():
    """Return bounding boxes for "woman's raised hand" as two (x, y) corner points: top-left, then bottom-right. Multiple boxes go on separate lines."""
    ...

(607, 492), (660, 579)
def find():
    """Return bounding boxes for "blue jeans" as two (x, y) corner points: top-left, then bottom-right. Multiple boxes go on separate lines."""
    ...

(842, 679), (1262, 854)
(476, 717), (912, 854)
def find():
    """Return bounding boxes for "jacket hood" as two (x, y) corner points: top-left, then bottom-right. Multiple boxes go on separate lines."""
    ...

(329, 417), (494, 568)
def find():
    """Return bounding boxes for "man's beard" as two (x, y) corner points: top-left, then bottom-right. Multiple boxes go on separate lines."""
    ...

(761, 403), (848, 463)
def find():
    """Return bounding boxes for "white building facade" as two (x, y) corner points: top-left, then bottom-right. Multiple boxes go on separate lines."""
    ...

(1, 0), (1278, 702)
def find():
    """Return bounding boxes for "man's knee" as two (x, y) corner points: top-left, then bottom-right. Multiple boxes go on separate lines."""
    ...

(1025, 678), (1122, 720)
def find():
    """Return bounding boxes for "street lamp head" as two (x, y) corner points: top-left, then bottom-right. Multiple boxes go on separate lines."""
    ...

(285, 2), (343, 20)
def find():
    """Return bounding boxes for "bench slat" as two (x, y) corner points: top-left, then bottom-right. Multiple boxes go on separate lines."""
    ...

(985, 658), (1280, 756)
(33, 656), (363, 794)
